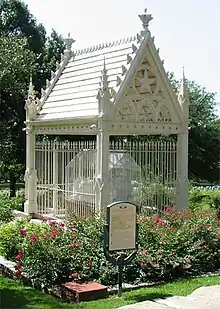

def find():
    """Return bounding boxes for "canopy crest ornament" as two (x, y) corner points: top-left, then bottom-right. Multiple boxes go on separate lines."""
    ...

(25, 75), (40, 121)
(63, 33), (75, 57)
(138, 8), (153, 30)
(64, 33), (75, 51)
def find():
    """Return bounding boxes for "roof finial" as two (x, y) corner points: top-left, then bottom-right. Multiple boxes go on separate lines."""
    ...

(182, 66), (185, 77)
(97, 58), (111, 113)
(27, 74), (34, 98)
(101, 57), (108, 92)
(63, 33), (75, 56)
(179, 66), (188, 99)
(138, 8), (153, 31)
(25, 74), (40, 121)
(178, 66), (189, 118)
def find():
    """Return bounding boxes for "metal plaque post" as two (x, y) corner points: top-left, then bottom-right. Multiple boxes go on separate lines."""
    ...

(103, 201), (139, 297)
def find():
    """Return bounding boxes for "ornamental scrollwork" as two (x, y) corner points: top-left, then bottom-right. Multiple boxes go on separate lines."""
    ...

(116, 102), (134, 121)
(25, 96), (40, 121)
(138, 100), (155, 122)
(157, 105), (172, 123)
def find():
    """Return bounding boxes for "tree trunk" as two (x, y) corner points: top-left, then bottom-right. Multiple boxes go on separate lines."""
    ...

(9, 173), (16, 198)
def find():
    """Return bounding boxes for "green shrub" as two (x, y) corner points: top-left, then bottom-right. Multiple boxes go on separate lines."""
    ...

(0, 220), (25, 259)
(189, 189), (220, 218)
(0, 189), (25, 224)
(136, 210), (220, 281)
(0, 219), (50, 260)
(1, 210), (220, 288)
(20, 217), (121, 287)
(210, 191), (220, 218)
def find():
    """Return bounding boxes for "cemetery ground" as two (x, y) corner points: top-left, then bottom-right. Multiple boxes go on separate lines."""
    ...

(1, 275), (220, 309)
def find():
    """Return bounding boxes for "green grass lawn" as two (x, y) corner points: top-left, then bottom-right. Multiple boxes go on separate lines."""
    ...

(0, 275), (220, 309)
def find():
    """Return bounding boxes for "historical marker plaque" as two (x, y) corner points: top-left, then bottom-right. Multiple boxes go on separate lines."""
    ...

(108, 202), (137, 251)
(103, 201), (139, 296)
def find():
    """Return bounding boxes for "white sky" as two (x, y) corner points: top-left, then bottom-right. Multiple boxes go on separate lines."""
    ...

(24, 0), (220, 115)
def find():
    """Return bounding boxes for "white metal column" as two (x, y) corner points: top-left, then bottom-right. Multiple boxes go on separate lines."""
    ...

(96, 121), (109, 214)
(52, 144), (59, 216)
(176, 131), (188, 211)
(24, 125), (37, 213)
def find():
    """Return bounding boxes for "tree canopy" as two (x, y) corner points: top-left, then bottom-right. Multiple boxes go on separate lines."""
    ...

(0, 35), (35, 195)
(187, 82), (220, 182)
(170, 73), (220, 182)
(0, 0), (64, 195)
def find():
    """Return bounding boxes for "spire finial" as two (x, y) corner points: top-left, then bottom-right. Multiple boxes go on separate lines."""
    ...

(28, 74), (34, 98)
(138, 8), (153, 31)
(182, 66), (185, 79)
(25, 74), (39, 121)
(178, 66), (189, 117)
(64, 33), (75, 53)
(180, 66), (187, 98)
(101, 57), (108, 92)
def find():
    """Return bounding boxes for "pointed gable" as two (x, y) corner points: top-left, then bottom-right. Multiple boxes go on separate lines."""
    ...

(114, 35), (184, 125)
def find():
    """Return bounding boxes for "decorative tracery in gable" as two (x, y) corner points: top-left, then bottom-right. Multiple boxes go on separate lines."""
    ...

(116, 101), (134, 121)
(138, 100), (155, 122)
(114, 50), (183, 126)
(157, 105), (172, 123)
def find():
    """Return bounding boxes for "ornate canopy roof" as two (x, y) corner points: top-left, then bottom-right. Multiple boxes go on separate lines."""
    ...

(25, 9), (188, 135)
(38, 36), (141, 121)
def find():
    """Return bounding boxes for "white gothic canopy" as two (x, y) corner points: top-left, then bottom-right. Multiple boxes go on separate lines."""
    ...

(24, 9), (189, 215)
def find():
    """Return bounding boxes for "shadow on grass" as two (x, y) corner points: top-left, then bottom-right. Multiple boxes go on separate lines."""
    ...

(1, 288), (29, 309)
(0, 284), (172, 309)
(125, 292), (172, 303)
(0, 287), (64, 309)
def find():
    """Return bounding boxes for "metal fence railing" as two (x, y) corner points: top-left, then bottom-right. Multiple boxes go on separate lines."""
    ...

(35, 138), (177, 218)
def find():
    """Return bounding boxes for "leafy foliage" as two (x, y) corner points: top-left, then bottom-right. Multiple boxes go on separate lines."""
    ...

(0, 189), (25, 225)
(188, 82), (220, 182)
(0, 218), (48, 259)
(0, 35), (35, 189)
(189, 188), (220, 217)
(0, 35), (35, 91)
(137, 210), (220, 280)
(0, 0), (65, 193)
(170, 73), (220, 182)
(0, 206), (219, 288)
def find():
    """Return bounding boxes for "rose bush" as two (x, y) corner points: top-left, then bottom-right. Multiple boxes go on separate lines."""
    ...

(6, 217), (120, 287)
(0, 209), (219, 288)
(0, 219), (50, 259)
(136, 209), (220, 281)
